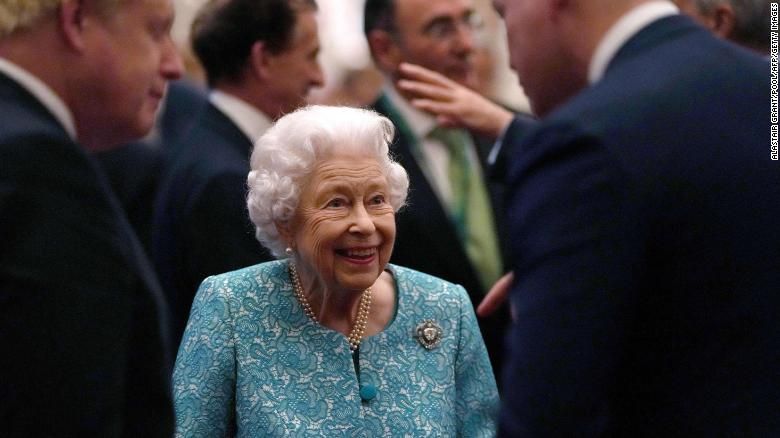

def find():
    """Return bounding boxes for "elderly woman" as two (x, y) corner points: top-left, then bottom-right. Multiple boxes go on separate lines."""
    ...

(173, 105), (498, 436)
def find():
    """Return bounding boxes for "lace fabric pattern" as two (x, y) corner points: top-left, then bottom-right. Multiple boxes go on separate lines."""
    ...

(173, 260), (499, 437)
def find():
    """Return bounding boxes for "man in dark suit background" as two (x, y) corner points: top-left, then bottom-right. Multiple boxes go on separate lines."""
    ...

(674, 0), (770, 55)
(153, 0), (324, 342)
(364, 0), (511, 378)
(157, 78), (210, 153)
(0, 0), (182, 435)
(490, 0), (779, 434)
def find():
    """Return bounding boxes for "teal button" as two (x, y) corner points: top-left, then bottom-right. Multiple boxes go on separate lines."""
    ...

(359, 384), (377, 401)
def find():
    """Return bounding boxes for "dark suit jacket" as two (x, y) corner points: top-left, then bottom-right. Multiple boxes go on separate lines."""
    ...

(0, 73), (173, 436)
(153, 102), (272, 343)
(371, 94), (510, 379)
(158, 78), (208, 158)
(499, 16), (780, 435)
(488, 113), (536, 183)
(95, 79), (208, 255)
(95, 141), (163, 253)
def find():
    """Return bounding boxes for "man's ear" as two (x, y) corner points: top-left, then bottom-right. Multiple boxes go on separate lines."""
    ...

(249, 40), (273, 80)
(59, 0), (88, 51)
(367, 29), (403, 72)
(710, 4), (736, 40)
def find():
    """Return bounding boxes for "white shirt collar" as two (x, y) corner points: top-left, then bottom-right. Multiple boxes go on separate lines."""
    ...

(0, 57), (77, 140)
(209, 90), (272, 143)
(383, 82), (437, 138)
(588, 1), (679, 84)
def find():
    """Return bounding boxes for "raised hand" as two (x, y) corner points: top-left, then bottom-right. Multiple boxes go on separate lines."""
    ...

(396, 63), (514, 139)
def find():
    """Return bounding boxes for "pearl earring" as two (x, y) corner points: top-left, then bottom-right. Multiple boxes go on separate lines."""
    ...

(285, 247), (294, 257)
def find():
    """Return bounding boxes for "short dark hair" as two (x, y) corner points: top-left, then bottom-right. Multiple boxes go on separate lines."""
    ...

(364, 0), (396, 36)
(191, 0), (317, 86)
(695, 0), (770, 53)
(726, 0), (770, 52)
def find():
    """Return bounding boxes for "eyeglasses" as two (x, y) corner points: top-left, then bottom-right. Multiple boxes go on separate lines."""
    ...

(423, 12), (484, 41)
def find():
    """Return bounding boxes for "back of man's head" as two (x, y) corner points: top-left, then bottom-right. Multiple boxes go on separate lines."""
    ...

(692, 0), (770, 53)
(191, 0), (316, 87)
(364, 0), (395, 36)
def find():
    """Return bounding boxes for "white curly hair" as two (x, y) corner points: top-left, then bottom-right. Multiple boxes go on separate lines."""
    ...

(246, 105), (409, 258)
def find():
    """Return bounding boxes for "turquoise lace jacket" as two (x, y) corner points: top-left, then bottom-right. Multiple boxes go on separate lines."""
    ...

(173, 260), (499, 437)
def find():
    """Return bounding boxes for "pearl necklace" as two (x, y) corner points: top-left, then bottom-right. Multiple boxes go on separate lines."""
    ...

(289, 262), (372, 352)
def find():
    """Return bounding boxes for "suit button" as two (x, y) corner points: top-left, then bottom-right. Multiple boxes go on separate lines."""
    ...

(359, 384), (377, 401)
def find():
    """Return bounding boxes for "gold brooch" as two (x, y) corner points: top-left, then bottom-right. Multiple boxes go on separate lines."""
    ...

(415, 320), (443, 350)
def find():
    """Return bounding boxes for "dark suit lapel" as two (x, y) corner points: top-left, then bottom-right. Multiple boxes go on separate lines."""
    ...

(166, 102), (253, 165)
(375, 94), (457, 235)
(373, 95), (480, 285)
(199, 103), (255, 158)
(87, 156), (173, 360)
(0, 72), (70, 139)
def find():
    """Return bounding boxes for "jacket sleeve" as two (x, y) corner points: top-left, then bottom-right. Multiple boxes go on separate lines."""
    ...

(173, 275), (237, 437)
(499, 122), (642, 436)
(453, 284), (500, 437)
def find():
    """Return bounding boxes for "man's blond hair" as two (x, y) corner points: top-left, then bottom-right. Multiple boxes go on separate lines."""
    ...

(0, 0), (120, 37)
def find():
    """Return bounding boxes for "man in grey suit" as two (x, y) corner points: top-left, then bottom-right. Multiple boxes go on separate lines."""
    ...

(153, 0), (324, 342)
(0, 0), (182, 435)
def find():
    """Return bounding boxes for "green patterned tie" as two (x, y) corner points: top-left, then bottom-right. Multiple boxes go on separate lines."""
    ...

(428, 126), (503, 292)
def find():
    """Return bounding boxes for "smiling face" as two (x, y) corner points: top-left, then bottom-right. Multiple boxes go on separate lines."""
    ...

(286, 154), (396, 295)
(392, 0), (479, 87)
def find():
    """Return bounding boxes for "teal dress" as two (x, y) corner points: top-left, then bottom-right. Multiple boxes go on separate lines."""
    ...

(173, 260), (499, 437)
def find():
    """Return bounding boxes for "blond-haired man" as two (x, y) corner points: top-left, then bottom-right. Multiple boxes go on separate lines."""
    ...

(0, 0), (182, 435)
